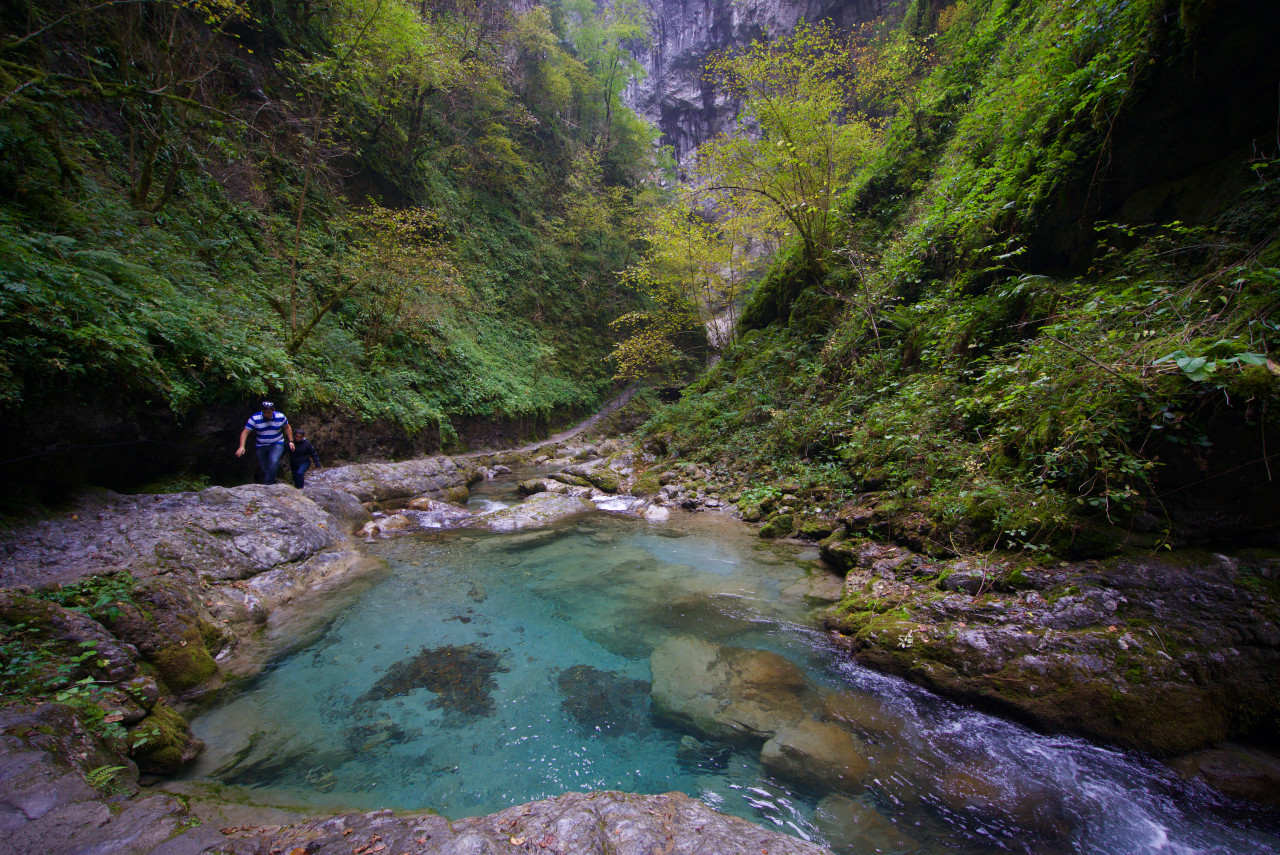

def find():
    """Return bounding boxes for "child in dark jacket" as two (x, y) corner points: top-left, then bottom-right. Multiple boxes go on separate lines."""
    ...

(290, 429), (322, 488)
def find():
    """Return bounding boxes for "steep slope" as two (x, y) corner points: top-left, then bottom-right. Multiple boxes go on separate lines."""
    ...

(0, 0), (656, 502)
(627, 0), (897, 158)
(638, 0), (1280, 756)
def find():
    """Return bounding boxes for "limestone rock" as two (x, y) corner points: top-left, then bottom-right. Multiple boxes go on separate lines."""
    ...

(254, 790), (833, 855)
(760, 718), (870, 794)
(106, 578), (225, 693)
(485, 494), (593, 532)
(307, 456), (475, 504)
(649, 637), (808, 742)
(643, 504), (671, 522)
(826, 551), (1280, 757)
(939, 566), (990, 595)
(813, 794), (922, 854)
(0, 485), (344, 589)
(126, 701), (202, 775)
(358, 502), (477, 538)
(303, 486), (373, 534)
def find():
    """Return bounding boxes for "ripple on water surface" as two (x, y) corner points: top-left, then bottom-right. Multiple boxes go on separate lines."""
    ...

(180, 498), (1280, 855)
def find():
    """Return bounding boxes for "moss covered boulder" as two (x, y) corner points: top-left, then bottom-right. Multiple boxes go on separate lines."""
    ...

(825, 550), (1280, 757)
(126, 701), (202, 775)
(104, 578), (224, 694)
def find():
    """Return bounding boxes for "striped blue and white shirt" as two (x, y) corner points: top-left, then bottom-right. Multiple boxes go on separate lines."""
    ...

(244, 411), (289, 446)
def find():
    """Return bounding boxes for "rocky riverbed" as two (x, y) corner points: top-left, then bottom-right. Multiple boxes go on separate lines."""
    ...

(0, 439), (839, 854)
(635, 459), (1280, 808)
(1, 434), (1278, 854)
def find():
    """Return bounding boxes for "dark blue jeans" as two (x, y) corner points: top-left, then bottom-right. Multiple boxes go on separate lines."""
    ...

(256, 442), (286, 485)
(292, 459), (312, 489)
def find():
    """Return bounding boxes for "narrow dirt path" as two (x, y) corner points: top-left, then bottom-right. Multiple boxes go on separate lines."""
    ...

(457, 383), (641, 459)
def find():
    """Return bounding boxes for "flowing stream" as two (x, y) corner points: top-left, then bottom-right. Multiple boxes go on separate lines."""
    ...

(178, 475), (1279, 854)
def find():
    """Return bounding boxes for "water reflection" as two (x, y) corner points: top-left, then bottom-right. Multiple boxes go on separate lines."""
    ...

(180, 477), (1279, 854)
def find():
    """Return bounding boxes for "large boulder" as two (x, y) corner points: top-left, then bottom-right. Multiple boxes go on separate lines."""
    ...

(649, 637), (808, 742)
(252, 790), (833, 855)
(303, 486), (373, 533)
(826, 551), (1280, 757)
(0, 485), (345, 589)
(307, 456), (478, 505)
(760, 718), (870, 794)
(485, 493), (593, 532)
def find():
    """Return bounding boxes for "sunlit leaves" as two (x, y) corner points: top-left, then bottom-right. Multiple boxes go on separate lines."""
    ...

(697, 21), (882, 277)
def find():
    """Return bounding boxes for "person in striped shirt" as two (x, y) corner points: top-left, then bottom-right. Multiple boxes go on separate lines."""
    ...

(234, 401), (295, 485)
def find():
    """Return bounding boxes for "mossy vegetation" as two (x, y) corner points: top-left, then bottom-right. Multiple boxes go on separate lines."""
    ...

(641, 0), (1280, 556)
(149, 629), (219, 693)
(127, 700), (196, 773)
(0, 0), (667, 498)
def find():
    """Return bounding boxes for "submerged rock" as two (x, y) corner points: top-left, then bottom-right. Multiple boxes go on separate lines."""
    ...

(556, 664), (652, 737)
(650, 637), (878, 796)
(1170, 744), (1280, 808)
(761, 718), (870, 795)
(675, 735), (734, 772)
(358, 644), (509, 720)
(649, 636), (808, 742)
(813, 794), (923, 854)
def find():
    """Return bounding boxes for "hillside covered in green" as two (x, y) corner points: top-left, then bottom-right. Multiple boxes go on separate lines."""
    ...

(643, 0), (1280, 556)
(0, 0), (662, 500)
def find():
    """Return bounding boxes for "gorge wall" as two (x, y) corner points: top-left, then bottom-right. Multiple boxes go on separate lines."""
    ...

(626, 0), (898, 162)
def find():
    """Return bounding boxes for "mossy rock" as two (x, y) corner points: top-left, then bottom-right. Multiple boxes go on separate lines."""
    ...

(127, 701), (202, 774)
(149, 628), (217, 692)
(819, 535), (859, 573)
(440, 486), (471, 504)
(759, 514), (794, 539)
(1226, 364), (1279, 399)
(799, 520), (835, 540)
(517, 478), (548, 495)
(548, 472), (592, 488)
(583, 471), (620, 493)
(739, 503), (764, 523)
(632, 473), (661, 496)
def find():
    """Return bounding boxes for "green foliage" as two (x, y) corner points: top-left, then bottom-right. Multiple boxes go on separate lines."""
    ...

(0, 620), (125, 743)
(646, 0), (1280, 555)
(699, 21), (881, 278)
(0, 0), (660, 450)
(38, 572), (137, 624)
(86, 764), (129, 793)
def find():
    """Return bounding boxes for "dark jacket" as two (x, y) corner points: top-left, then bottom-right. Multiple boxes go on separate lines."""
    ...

(290, 439), (320, 468)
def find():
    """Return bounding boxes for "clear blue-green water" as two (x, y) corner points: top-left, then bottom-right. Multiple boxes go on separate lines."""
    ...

(180, 477), (1280, 854)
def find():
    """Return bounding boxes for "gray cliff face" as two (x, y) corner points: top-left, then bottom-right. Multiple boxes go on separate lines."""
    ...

(626, 0), (897, 161)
